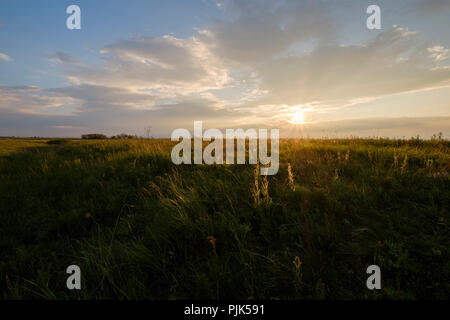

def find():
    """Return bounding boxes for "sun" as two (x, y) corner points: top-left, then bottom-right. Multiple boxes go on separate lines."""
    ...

(290, 111), (305, 124)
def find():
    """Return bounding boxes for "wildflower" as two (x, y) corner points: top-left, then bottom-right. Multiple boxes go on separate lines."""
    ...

(345, 150), (350, 161)
(333, 168), (339, 181)
(293, 256), (302, 271)
(293, 256), (302, 281)
(287, 163), (295, 191)
(401, 154), (408, 174)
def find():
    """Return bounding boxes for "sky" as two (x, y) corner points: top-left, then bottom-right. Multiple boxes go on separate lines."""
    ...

(0, 0), (449, 138)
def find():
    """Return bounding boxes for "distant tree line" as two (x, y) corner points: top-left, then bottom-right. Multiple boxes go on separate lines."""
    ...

(81, 133), (138, 139)
(110, 133), (138, 139)
(81, 134), (107, 139)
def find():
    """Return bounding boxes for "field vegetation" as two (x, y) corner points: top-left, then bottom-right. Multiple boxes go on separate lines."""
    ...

(0, 137), (449, 299)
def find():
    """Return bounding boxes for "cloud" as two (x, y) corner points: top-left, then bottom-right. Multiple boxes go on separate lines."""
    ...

(48, 84), (159, 111)
(0, 85), (72, 113)
(200, 0), (337, 65)
(0, 53), (13, 62)
(56, 35), (230, 94)
(240, 26), (450, 110)
(50, 0), (338, 106)
(0, 81), (239, 136)
(428, 46), (450, 62)
(49, 52), (83, 66)
(48, 3), (450, 122)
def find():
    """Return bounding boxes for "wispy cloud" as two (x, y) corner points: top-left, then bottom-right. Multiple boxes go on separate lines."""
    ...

(247, 26), (450, 110)
(0, 85), (72, 114)
(56, 35), (230, 94)
(428, 46), (450, 62)
(0, 52), (13, 62)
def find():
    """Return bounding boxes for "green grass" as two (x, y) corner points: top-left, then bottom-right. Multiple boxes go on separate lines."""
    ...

(0, 138), (449, 299)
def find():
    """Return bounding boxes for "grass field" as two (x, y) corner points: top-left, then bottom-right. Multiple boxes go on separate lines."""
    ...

(0, 137), (449, 299)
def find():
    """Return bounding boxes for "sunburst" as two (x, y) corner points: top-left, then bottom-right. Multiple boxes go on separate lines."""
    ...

(289, 110), (305, 124)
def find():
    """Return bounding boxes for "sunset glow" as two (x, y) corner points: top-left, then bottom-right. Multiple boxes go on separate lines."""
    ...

(290, 111), (305, 124)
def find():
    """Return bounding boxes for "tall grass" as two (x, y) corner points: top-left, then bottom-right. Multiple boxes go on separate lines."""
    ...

(0, 138), (448, 299)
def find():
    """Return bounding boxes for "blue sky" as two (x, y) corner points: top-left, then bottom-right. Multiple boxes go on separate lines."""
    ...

(0, 0), (224, 87)
(0, 0), (449, 138)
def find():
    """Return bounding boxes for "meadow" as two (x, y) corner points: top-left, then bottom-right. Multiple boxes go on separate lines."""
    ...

(0, 137), (449, 299)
